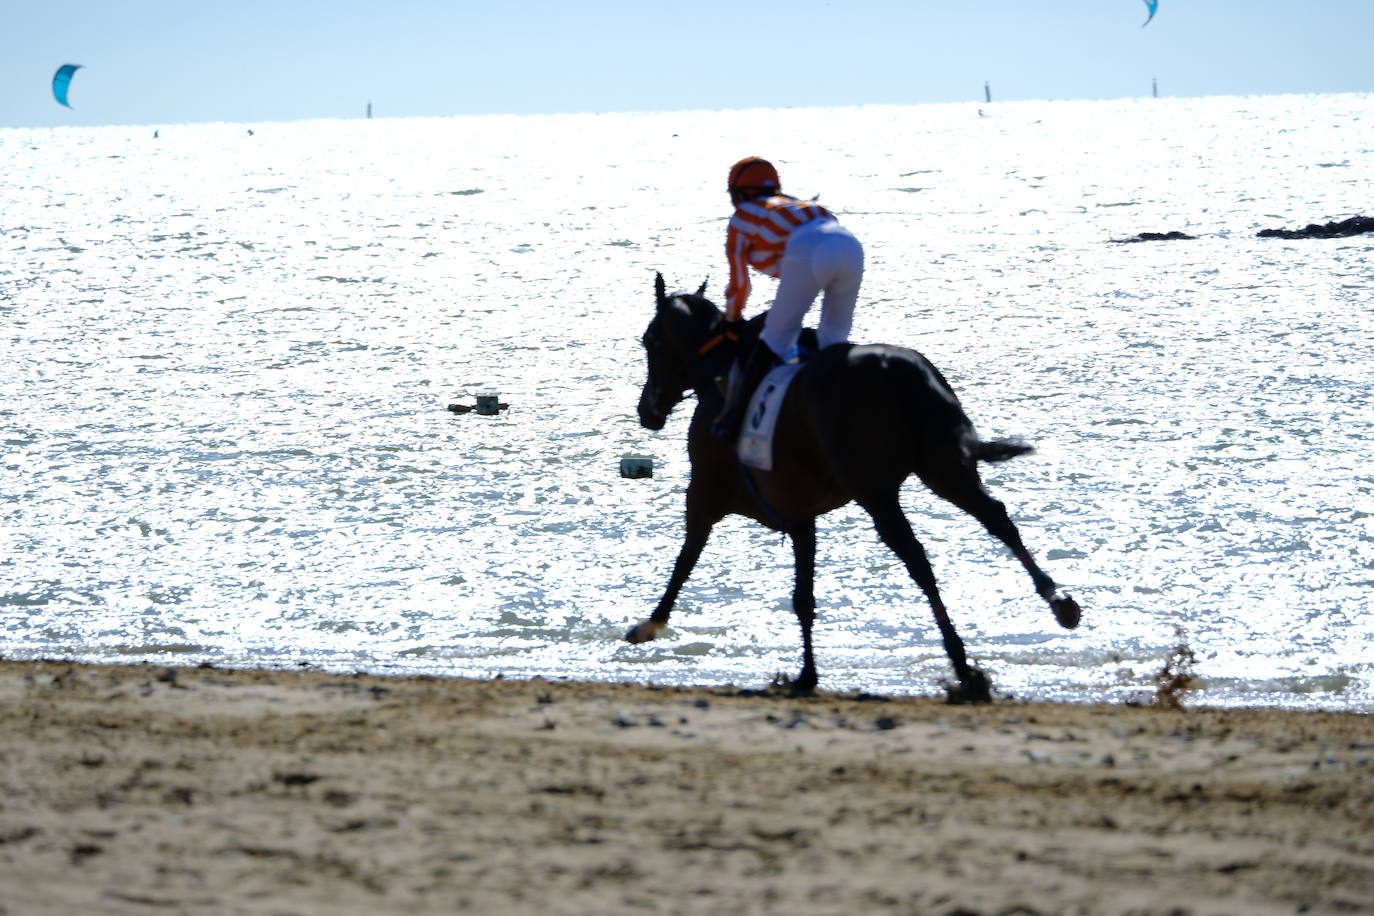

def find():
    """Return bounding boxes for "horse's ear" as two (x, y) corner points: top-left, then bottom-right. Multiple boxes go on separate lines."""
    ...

(696, 277), (709, 298)
(654, 272), (668, 309)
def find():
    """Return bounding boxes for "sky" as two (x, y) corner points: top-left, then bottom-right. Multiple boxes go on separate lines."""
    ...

(3, 0), (1372, 129)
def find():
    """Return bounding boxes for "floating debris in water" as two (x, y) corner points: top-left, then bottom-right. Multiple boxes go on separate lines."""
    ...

(1109, 231), (1196, 243)
(447, 400), (509, 415)
(1257, 215), (1374, 239)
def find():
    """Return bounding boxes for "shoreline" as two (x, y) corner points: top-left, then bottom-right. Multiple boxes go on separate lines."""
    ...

(1, 659), (1371, 914)
(6, 649), (1369, 716)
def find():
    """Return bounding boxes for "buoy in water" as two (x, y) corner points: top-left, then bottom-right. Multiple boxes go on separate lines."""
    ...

(475, 392), (501, 415)
(620, 457), (653, 479)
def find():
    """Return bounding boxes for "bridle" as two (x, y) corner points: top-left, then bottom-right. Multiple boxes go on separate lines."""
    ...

(696, 324), (739, 356)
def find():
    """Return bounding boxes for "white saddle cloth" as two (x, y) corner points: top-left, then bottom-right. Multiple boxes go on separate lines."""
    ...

(736, 361), (806, 472)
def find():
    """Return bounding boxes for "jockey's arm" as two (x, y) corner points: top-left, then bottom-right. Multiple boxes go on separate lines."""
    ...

(722, 221), (752, 321)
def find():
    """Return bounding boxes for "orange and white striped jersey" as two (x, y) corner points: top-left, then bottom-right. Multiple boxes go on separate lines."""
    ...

(723, 195), (835, 319)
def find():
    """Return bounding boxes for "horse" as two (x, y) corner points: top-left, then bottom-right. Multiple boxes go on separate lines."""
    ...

(626, 274), (1081, 702)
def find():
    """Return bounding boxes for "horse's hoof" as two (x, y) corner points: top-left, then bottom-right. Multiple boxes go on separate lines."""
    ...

(624, 621), (663, 644)
(1052, 594), (1081, 630)
(945, 668), (993, 705)
(768, 671), (818, 697)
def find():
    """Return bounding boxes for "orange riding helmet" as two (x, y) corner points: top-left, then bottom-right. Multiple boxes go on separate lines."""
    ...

(727, 157), (780, 200)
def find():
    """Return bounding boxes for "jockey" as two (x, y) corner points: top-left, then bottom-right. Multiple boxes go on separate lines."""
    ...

(711, 156), (865, 440)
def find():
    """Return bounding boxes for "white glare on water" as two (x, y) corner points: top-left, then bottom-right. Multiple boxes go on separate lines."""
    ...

(2, 95), (1372, 709)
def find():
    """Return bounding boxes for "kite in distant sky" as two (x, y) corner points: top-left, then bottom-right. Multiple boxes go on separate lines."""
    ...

(1142, 0), (1159, 27)
(52, 63), (83, 108)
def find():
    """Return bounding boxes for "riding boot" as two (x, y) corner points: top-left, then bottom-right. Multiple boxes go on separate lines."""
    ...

(711, 343), (779, 441)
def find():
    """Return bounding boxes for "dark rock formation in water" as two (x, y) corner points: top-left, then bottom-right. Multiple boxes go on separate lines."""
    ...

(1109, 231), (1197, 243)
(1257, 216), (1374, 239)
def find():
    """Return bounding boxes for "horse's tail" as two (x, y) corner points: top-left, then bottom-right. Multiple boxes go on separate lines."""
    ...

(971, 437), (1035, 464)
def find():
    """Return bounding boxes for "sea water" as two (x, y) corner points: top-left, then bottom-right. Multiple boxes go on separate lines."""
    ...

(2, 94), (1372, 709)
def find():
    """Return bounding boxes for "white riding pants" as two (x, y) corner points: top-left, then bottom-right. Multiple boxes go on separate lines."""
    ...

(760, 218), (864, 358)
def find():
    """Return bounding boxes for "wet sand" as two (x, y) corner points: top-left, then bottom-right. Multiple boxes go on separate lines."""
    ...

(0, 659), (1370, 915)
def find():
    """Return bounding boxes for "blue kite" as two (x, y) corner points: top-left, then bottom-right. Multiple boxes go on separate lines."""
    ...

(1142, 0), (1158, 27)
(52, 63), (83, 108)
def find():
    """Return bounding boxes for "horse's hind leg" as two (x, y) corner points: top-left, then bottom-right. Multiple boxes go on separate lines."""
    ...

(784, 518), (819, 696)
(919, 465), (1081, 630)
(625, 507), (714, 644)
(859, 492), (991, 703)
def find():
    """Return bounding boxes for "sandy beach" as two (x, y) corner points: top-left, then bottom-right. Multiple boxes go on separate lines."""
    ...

(0, 659), (1370, 915)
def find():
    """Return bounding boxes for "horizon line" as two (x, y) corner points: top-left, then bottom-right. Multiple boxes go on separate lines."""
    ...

(5, 88), (1371, 133)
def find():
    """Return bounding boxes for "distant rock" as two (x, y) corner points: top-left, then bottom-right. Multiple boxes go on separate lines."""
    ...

(1257, 216), (1374, 239)
(1109, 231), (1197, 244)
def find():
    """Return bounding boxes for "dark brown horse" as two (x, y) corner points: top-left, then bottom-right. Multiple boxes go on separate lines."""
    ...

(626, 274), (1080, 701)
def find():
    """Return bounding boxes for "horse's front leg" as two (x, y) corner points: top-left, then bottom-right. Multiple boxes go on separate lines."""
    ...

(786, 518), (819, 696)
(625, 508), (714, 644)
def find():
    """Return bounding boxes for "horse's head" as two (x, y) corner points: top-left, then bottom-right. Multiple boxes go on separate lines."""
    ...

(637, 273), (721, 430)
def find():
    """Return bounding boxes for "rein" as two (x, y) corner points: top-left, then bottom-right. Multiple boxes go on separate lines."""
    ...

(697, 326), (739, 356)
